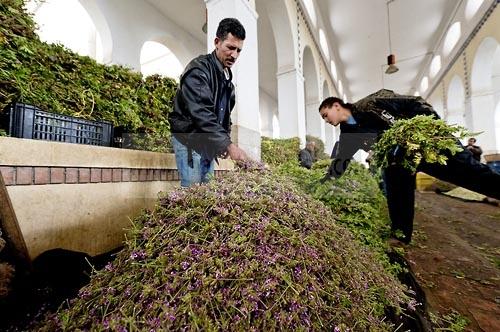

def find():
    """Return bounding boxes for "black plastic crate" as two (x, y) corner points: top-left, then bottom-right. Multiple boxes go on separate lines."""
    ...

(3, 103), (113, 146)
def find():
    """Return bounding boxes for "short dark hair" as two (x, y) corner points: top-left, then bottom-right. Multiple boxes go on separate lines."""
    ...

(318, 97), (353, 111)
(216, 18), (246, 41)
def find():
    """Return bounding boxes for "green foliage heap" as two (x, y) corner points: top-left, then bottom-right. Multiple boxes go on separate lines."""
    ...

(36, 164), (408, 331)
(277, 160), (392, 265)
(372, 115), (468, 173)
(0, 0), (177, 151)
(261, 137), (300, 167)
(261, 138), (391, 262)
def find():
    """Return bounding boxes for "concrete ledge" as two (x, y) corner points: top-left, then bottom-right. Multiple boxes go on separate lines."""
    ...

(0, 137), (235, 170)
(0, 137), (235, 260)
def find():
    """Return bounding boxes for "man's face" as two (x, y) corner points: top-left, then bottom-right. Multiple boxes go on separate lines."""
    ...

(214, 33), (244, 68)
(468, 138), (476, 146)
(320, 102), (350, 126)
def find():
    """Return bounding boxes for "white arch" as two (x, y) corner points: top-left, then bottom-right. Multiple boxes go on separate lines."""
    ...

(447, 75), (466, 127)
(140, 41), (183, 80)
(78, 0), (113, 63)
(28, 0), (110, 63)
(471, 37), (499, 94)
(261, 0), (296, 71)
(471, 37), (500, 153)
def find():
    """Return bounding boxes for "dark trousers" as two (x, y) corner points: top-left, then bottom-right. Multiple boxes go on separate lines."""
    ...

(385, 147), (500, 243)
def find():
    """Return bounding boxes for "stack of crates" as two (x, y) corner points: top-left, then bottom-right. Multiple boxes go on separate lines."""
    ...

(2, 103), (113, 146)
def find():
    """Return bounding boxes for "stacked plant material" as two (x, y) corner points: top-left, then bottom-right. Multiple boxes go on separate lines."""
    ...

(372, 115), (468, 173)
(36, 163), (408, 331)
(0, 0), (176, 151)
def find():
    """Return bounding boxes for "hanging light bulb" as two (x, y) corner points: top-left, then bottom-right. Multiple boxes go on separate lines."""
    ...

(385, 54), (399, 74)
(384, 2), (398, 75)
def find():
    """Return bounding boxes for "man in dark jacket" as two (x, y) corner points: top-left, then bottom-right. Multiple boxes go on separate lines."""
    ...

(169, 18), (247, 187)
(465, 137), (483, 162)
(299, 141), (315, 169)
(319, 89), (500, 244)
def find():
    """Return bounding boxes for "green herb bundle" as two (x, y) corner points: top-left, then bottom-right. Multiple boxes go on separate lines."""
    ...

(372, 115), (469, 173)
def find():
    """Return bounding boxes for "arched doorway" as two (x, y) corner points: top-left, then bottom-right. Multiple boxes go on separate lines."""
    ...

(470, 37), (500, 153)
(140, 41), (183, 80)
(257, 0), (279, 138)
(26, 0), (108, 63)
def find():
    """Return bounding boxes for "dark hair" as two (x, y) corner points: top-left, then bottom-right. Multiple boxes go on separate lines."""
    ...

(216, 18), (246, 41)
(318, 97), (353, 112)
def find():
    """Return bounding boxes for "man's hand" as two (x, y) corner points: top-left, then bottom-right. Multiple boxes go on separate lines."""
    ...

(227, 143), (248, 161)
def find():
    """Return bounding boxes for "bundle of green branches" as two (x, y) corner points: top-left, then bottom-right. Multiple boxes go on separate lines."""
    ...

(35, 163), (409, 331)
(0, 0), (177, 151)
(372, 115), (469, 173)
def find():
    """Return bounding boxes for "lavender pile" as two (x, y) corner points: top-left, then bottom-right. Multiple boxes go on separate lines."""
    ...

(37, 164), (408, 331)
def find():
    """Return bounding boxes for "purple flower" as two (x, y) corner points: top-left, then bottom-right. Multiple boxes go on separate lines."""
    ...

(180, 261), (190, 270)
(130, 250), (146, 260)
(78, 289), (91, 299)
(104, 262), (114, 272)
(168, 191), (183, 203)
(191, 247), (203, 256)
(117, 326), (127, 332)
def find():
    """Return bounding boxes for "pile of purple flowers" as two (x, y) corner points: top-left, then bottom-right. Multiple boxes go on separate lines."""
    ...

(36, 165), (408, 331)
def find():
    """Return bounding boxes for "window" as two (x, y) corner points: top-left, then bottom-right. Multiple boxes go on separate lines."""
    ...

(330, 60), (338, 82)
(420, 76), (429, 93)
(443, 22), (461, 57)
(429, 55), (442, 78)
(465, 0), (484, 21)
(319, 29), (330, 60)
(303, 0), (317, 27)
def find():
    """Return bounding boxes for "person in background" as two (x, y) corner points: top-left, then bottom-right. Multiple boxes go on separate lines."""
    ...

(465, 137), (482, 162)
(319, 89), (500, 244)
(299, 141), (316, 169)
(169, 18), (248, 187)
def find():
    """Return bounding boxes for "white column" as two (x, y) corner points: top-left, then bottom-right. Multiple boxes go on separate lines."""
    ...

(206, 0), (261, 160)
(471, 92), (497, 154)
(276, 67), (306, 145)
(305, 100), (324, 142)
(324, 126), (334, 155)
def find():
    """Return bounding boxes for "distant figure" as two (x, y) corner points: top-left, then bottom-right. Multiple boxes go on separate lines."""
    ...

(465, 138), (482, 162)
(299, 141), (316, 169)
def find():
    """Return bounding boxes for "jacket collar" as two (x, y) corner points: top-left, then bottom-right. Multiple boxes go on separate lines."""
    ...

(210, 51), (233, 81)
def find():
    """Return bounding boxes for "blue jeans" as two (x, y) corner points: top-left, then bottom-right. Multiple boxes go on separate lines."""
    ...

(172, 136), (214, 187)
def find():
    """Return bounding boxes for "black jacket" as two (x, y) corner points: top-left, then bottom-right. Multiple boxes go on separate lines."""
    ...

(299, 148), (314, 169)
(329, 89), (439, 178)
(169, 51), (235, 160)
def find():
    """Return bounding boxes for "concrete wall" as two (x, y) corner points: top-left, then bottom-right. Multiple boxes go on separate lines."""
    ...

(0, 137), (233, 260)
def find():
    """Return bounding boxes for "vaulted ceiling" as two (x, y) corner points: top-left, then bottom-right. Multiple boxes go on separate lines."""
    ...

(313, 0), (492, 101)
